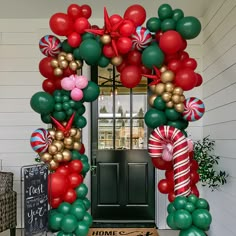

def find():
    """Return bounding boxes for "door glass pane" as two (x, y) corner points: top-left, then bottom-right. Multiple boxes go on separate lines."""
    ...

(115, 87), (130, 118)
(98, 89), (113, 118)
(132, 119), (147, 149)
(98, 119), (113, 149)
(115, 119), (130, 149)
(132, 90), (147, 118)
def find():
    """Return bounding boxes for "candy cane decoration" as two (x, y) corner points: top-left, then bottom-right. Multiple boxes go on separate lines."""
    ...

(148, 125), (191, 197)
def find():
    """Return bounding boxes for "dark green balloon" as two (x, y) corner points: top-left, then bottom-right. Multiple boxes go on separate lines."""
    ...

(161, 18), (176, 32)
(74, 221), (89, 236)
(75, 183), (88, 199)
(62, 102), (71, 111)
(73, 47), (82, 60)
(146, 17), (161, 33)
(172, 9), (184, 22)
(57, 231), (73, 236)
(62, 95), (70, 102)
(196, 198), (210, 210)
(83, 81), (100, 102)
(144, 109), (167, 129)
(74, 116), (87, 128)
(41, 114), (52, 124)
(54, 103), (63, 111)
(142, 45), (164, 69)
(188, 194), (198, 205)
(66, 108), (74, 117)
(167, 212), (179, 230)
(53, 111), (66, 121)
(174, 209), (192, 230)
(53, 90), (63, 97)
(74, 101), (83, 109)
(81, 161), (90, 175)
(80, 154), (88, 162)
(69, 203), (86, 221)
(71, 150), (82, 160)
(57, 202), (71, 215)
(98, 55), (110, 68)
(174, 196), (187, 210)
(158, 4), (173, 20)
(184, 202), (196, 213)
(54, 95), (62, 103)
(83, 197), (91, 210)
(60, 214), (78, 233)
(179, 226), (206, 236)
(83, 212), (93, 226)
(167, 203), (176, 214)
(73, 199), (85, 207)
(168, 119), (189, 130)
(153, 96), (166, 110)
(77, 105), (86, 115)
(165, 108), (181, 121)
(79, 39), (102, 65)
(62, 39), (74, 53)
(192, 209), (212, 229)
(48, 212), (64, 231)
(176, 16), (201, 40)
(82, 32), (95, 40)
(30, 92), (55, 114)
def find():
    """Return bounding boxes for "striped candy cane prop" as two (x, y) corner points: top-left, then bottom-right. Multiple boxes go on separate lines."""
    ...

(148, 125), (191, 197)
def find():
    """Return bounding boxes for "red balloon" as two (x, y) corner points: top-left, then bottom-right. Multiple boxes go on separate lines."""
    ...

(127, 50), (142, 65)
(48, 173), (69, 198)
(158, 179), (174, 194)
(91, 25), (100, 29)
(39, 57), (55, 79)
(140, 64), (152, 74)
(124, 4), (146, 27)
(53, 78), (62, 90)
(67, 32), (82, 47)
(175, 68), (197, 91)
(120, 65), (142, 88)
(195, 73), (203, 87)
(68, 160), (83, 173)
(168, 59), (182, 72)
(165, 169), (174, 181)
(168, 191), (176, 202)
(117, 59), (129, 72)
(103, 44), (116, 58)
(81, 4), (92, 19)
(155, 31), (163, 42)
(190, 159), (199, 171)
(119, 20), (136, 37)
(42, 78), (56, 94)
(159, 30), (183, 54)
(49, 13), (74, 36)
(79, 143), (85, 154)
(56, 165), (70, 176)
(110, 14), (123, 25)
(191, 184), (200, 197)
(67, 4), (82, 20)
(68, 173), (83, 188)
(74, 17), (90, 34)
(179, 51), (189, 61)
(179, 37), (187, 51)
(164, 53), (180, 64)
(182, 58), (197, 70)
(63, 188), (77, 203)
(151, 157), (173, 170)
(49, 197), (62, 208)
(63, 66), (76, 77)
(190, 171), (200, 185)
(116, 37), (132, 54)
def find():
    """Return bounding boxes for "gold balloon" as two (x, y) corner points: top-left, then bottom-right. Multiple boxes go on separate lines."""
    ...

(70, 128), (78, 137)
(76, 60), (83, 69)
(73, 141), (82, 151)
(48, 129), (56, 139)
(51, 59), (59, 68)
(62, 149), (72, 162)
(49, 160), (59, 171)
(154, 83), (165, 95)
(48, 144), (58, 155)
(58, 52), (67, 57)
(111, 56), (123, 66)
(100, 34), (112, 44)
(53, 140), (64, 152)
(40, 152), (52, 162)
(58, 60), (68, 69)
(66, 53), (74, 62)
(149, 85), (156, 93)
(166, 101), (174, 108)
(74, 130), (82, 141)
(64, 137), (74, 146)
(148, 95), (157, 107)
(69, 61), (78, 71)
(162, 92), (172, 102)
(58, 55), (65, 61)
(174, 103), (185, 113)
(54, 67), (63, 76)
(165, 82), (174, 93)
(173, 87), (184, 95)
(55, 131), (64, 141)
(172, 94), (181, 104)
(180, 95), (186, 102)
(160, 65), (168, 73)
(161, 70), (175, 83)
(53, 152), (64, 162)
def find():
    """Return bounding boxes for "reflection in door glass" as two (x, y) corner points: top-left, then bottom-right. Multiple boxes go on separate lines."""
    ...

(115, 119), (130, 149)
(98, 119), (113, 149)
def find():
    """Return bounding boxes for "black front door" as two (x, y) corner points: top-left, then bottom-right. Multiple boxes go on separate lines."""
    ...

(91, 65), (155, 223)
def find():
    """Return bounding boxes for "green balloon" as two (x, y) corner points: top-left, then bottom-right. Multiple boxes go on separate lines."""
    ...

(83, 212), (93, 226)
(184, 202), (196, 213)
(74, 101), (83, 109)
(30, 91), (55, 114)
(165, 108), (181, 121)
(62, 102), (71, 111)
(74, 116), (87, 128)
(153, 96), (166, 110)
(73, 199), (85, 207)
(57, 202), (71, 215)
(80, 154), (88, 162)
(74, 221), (89, 236)
(53, 111), (66, 121)
(83, 81), (100, 102)
(167, 212), (179, 230)
(188, 194), (198, 205)
(62, 94), (70, 102)
(161, 18), (176, 32)
(168, 119), (189, 130)
(54, 95), (62, 103)
(69, 203), (86, 220)
(57, 232), (73, 236)
(54, 103), (63, 111)
(142, 45), (164, 69)
(73, 48), (82, 60)
(79, 39), (102, 65)
(167, 203), (176, 214)
(174, 209), (192, 230)
(62, 39), (74, 53)
(83, 197), (91, 210)
(82, 32), (95, 40)
(158, 4), (173, 20)
(41, 114), (52, 124)
(98, 55), (110, 68)
(179, 225), (206, 236)
(174, 196), (187, 210)
(77, 105), (86, 115)
(60, 214), (78, 233)
(176, 16), (201, 39)
(48, 212), (64, 231)
(75, 183), (88, 199)
(172, 9), (184, 22)
(195, 198), (210, 210)
(66, 108), (74, 117)
(192, 209), (212, 229)
(81, 161), (90, 175)
(146, 17), (161, 33)
(71, 150), (82, 160)
(144, 109), (167, 129)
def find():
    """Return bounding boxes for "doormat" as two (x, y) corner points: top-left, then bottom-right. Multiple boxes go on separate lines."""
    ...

(88, 228), (159, 236)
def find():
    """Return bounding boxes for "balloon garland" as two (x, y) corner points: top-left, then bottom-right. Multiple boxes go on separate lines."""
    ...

(29, 2), (211, 236)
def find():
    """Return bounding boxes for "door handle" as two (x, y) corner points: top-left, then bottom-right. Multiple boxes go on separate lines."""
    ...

(91, 156), (97, 176)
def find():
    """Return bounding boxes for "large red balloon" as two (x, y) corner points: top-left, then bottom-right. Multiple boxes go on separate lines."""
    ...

(67, 4), (82, 20)
(63, 188), (77, 203)
(175, 68), (197, 91)
(56, 165), (70, 176)
(182, 58), (197, 70)
(68, 160), (83, 173)
(120, 65), (142, 88)
(81, 4), (92, 19)
(74, 17), (90, 34)
(67, 32), (82, 47)
(110, 14), (123, 25)
(42, 78), (56, 94)
(68, 173), (83, 188)
(49, 13), (74, 36)
(116, 37), (132, 54)
(119, 20), (136, 37)
(127, 50), (142, 65)
(168, 59), (182, 72)
(124, 4), (146, 27)
(158, 179), (174, 194)
(39, 57), (55, 79)
(151, 157), (173, 170)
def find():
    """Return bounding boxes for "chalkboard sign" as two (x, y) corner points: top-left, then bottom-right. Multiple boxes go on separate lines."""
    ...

(23, 164), (48, 236)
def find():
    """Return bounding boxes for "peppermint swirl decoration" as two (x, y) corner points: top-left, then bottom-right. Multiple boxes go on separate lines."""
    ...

(39, 35), (61, 57)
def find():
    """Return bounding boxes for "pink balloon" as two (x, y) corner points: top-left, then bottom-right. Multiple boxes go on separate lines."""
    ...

(71, 88), (83, 101)
(75, 75), (88, 89)
(61, 77), (75, 90)
(162, 143), (173, 161)
(187, 138), (194, 152)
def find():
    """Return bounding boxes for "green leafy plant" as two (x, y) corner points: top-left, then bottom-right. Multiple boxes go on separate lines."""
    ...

(193, 136), (229, 191)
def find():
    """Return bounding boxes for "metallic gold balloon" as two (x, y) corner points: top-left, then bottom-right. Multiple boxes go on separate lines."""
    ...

(148, 95), (157, 107)
(70, 128), (77, 137)
(53, 140), (64, 152)
(69, 61), (78, 71)
(165, 82), (174, 93)
(58, 60), (68, 69)
(66, 53), (74, 62)
(51, 59), (59, 68)
(174, 103), (185, 113)
(54, 67), (63, 76)
(40, 152), (52, 163)
(100, 34), (112, 44)
(55, 131), (64, 141)
(180, 95), (186, 102)
(111, 56), (123, 66)
(58, 52), (67, 57)
(74, 130), (82, 141)
(58, 55), (65, 61)
(149, 85), (156, 93)
(73, 141), (82, 151)
(160, 65), (168, 73)
(173, 87), (184, 95)
(171, 94), (181, 104)
(166, 101), (174, 108)
(48, 144), (58, 155)
(161, 70), (175, 83)
(49, 160), (59, 171)
(76, 60), (83, 69)
(64, 137), (74, 146)
(154, 83), (165, 95)
(162, 92), (172, 102)
(48, 129), (56, 139)
(62, 149), (72, 162)
(53, 152), (64, 162)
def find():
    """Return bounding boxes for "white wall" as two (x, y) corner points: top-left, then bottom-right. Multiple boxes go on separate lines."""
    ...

(202, 0), (236, 235)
